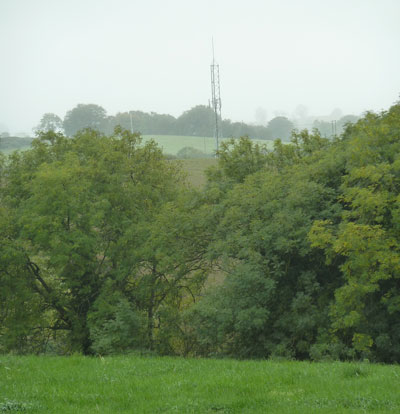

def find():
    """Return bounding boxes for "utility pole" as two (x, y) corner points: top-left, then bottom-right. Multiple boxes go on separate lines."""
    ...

(331, 120), (337, 137)
(210, 38), (222, 154)
(129, 111), (133, 134)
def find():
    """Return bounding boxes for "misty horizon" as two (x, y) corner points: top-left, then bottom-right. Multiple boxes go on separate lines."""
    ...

(1, 0), (399, 135)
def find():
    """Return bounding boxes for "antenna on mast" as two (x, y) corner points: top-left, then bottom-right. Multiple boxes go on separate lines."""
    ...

(212, 37), (215, 65)
(210, 37), (222, 154)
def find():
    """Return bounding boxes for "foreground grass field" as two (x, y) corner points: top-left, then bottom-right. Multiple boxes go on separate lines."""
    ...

(1, 356), (399, 413)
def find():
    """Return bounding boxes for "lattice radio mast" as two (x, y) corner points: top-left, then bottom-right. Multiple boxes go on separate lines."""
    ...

(210, 39), (222, 153)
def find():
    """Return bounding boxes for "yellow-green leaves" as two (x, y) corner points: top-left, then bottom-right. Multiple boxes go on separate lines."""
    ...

(308, 103), (400, 361)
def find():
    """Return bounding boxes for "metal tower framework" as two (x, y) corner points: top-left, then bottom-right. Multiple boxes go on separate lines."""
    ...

(210, 40), (222, 153)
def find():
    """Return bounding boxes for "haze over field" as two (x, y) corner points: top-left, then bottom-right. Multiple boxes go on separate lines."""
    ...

(1, 0), (399, 135)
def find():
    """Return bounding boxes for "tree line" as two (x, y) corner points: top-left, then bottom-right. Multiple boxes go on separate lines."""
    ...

(37, 104), (296, 141)
(1, 102), (399, 363)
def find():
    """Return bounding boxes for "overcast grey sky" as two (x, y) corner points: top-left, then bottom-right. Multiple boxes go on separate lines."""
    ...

(1, 0), (399, 134)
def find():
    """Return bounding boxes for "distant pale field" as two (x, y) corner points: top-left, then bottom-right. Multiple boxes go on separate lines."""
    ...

(0, 149), (11, 155)
(142, 135), (274, 156)
(0, 147), (24, 155)
(1, 355), (399, 413)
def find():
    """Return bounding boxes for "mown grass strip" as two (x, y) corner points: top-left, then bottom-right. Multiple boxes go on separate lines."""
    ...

(1, 356), (399, 413)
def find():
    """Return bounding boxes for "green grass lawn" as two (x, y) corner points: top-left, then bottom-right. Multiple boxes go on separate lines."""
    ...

(1, 355), (399, 413)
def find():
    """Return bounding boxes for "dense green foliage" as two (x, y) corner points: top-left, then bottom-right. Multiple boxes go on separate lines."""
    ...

(309, 105), (400, 362)
(189, 132), (344, 359)
(0, 128), (208, 354)
(187, 104), (400, 362)
(1, 102), (400, 362)
(1, 355), (399, 413)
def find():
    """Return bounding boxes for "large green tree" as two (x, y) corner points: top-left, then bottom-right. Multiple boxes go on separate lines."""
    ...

(35, 113), (63, 134)
(189, 104), (400, 362)
(267, 116), (294, 141)
(188, 131), (345, 359)
(63, 104), (108, 136)
(176, 105), (215, 137)
(309, 104), (400, 362)
(0, 128), (202, 354)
